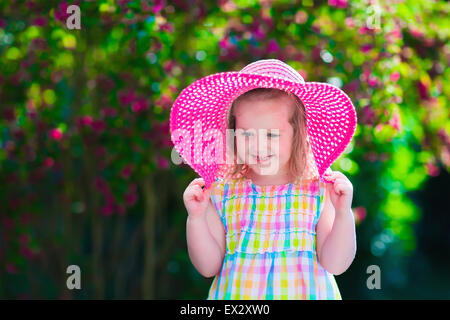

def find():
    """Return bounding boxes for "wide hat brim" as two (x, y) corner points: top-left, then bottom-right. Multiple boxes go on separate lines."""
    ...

(170, 71), (357, 188)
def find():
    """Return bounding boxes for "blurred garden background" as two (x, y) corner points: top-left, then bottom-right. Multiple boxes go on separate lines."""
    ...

(0, 0), (449, 299)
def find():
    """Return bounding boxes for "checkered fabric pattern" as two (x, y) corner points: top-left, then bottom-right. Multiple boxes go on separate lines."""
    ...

(206, 176), (342, 300)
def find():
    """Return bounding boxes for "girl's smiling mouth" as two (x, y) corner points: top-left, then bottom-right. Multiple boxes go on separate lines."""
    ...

(252, 154), (274, 163)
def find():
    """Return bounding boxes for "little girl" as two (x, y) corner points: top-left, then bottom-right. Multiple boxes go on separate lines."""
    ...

(175, 59), (357, 300)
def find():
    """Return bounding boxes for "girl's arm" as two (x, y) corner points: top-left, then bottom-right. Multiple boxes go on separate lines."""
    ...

(186, 199), (226, 278)
(316, 186), (356, 275)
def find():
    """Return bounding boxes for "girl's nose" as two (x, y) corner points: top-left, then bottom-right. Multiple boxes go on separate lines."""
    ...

(250, 150), (271, 157)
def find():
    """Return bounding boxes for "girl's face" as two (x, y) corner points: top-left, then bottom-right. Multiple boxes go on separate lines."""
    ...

(234, 97), (294, 177)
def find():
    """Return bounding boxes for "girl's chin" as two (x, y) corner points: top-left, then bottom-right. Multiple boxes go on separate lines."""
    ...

(248, 162), (282, 175)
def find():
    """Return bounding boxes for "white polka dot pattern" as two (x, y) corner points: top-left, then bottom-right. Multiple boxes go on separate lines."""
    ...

(169, 59), (357, 188)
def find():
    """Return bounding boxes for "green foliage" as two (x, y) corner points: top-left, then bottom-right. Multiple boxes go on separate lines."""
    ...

(0, 0), (448, 299)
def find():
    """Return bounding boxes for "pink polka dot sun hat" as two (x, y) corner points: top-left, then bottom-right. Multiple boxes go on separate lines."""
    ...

(170, 59), (357, 188)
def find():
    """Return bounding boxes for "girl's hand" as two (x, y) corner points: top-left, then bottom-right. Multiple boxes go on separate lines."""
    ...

(323, 170), (353, 215)
(183, 178), (212, 220)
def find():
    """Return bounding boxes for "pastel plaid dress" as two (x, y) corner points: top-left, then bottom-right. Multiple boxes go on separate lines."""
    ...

(206, 175), (342, 300)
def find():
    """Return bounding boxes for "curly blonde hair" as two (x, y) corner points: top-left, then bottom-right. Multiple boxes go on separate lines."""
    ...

(222, 87), (319, 184)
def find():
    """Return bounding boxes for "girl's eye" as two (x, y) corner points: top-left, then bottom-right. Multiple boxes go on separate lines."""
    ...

(240, 131), (278, 137)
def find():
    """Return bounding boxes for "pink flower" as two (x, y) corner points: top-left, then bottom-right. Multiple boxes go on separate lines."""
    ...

(328, 0), (348, 8)
(6, 263), (18, 274)
(131, 98), (149, 113)
(344, 17), (355, 28)
(390, 71), (400, 82)
(343, 79), (359, 93)
(424, 38), (434, 47)
(155, 94), (172, 110)
(26, 0), (36, 9)
(389, 112), (402, 131)
(390, 27), (402, 39)
(251, 25), (266, 41)
(54, 2), (69, 23)
(409, 27), (423, 38)
(118, 89), (136, 106)
(94, 177), (108, 192)
(120, 164), (134, 179)
(361, 69), (371, 82)
(82, 115), (93, 126)
(163, 60), (175, 73)
(124, 192), (138, 207)
(311, 46), (322, 61)
(32, 16), (47, 27)
(360, 44), (372, 53)
(20, 246), (36, 260)
(160, 22), (174, 33)
(44, 157), (54, 168)
(103, 191), (115, 205)
(417, 80), (429, 100)
(425, 161), (440, 177)
(100, 204), (114, 216)
(298, 69), (307, 81)
(352, 207), (367, 224)
(375, 124), (384, 133)
(156, 155), (169, 169)
(368, 76), (378, 87)
(92, 120), (106, 134)
(218, 37), (229, 49)
(361, 105), (375, 125)
(27, 110), (37, 119)
(437, 128), (450, 146)
(100, 107), (118, 118)
(49, 128), (63, 140)
(267, 39), (279, 54)
(76, 115), (94, 129)
(152, 0), (166, 14)
(357, 26), (370, 35)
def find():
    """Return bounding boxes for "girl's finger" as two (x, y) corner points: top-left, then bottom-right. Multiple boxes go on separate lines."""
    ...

(332, 177), (345, 184)
(186, 185), (202, 197)
(192, 185), (204, 195)
(325, 171), (346, 181)
(199, 187), (212, 201)
(194, 186), (211, 201)
(189, 178), (205, 186)
(334, 172), (349, 182)
(334, 182), (348, 195)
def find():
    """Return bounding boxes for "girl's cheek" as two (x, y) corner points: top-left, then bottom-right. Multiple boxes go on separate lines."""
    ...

(235, 144), (248, 163)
